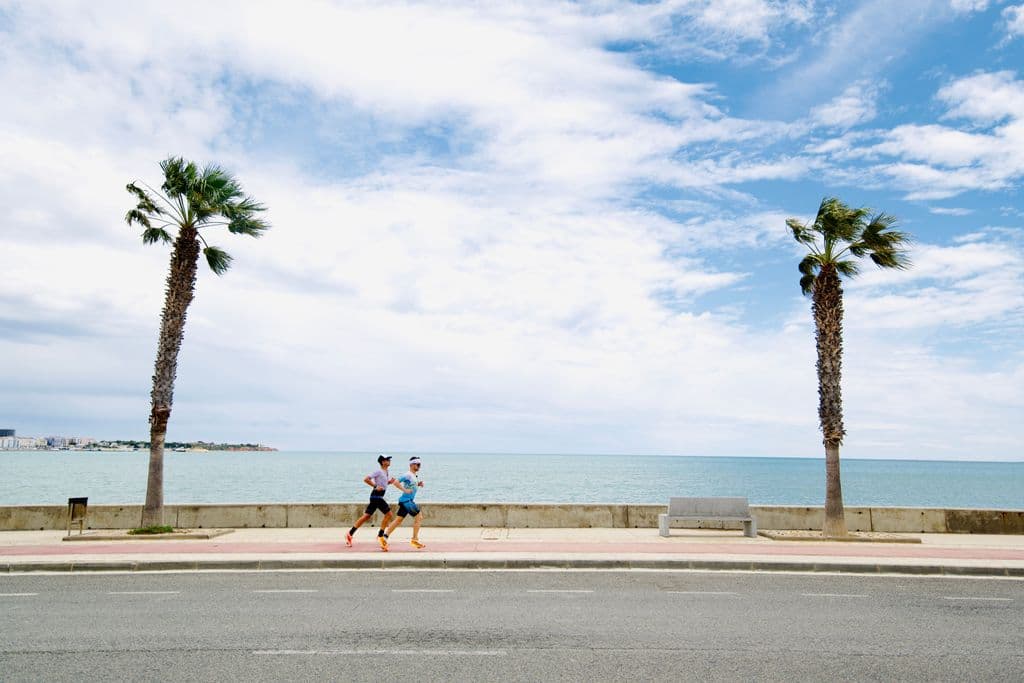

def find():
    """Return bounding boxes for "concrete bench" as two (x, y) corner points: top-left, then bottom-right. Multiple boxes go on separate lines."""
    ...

(659, 496), (757, 538)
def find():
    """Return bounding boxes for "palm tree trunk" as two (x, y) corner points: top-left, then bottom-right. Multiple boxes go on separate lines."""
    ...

(141, 227), (200, 527)
(813, 266), (848, 538)
(823, 443), (846, 537)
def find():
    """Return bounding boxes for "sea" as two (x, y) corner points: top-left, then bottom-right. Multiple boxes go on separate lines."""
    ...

(1, 451), (1022, 509)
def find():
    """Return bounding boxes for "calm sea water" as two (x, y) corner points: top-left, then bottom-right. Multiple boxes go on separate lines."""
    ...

(0, 451), (1021, 508)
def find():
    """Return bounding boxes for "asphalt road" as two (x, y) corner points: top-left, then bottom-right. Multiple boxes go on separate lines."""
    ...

(1, 570), (1022, 682)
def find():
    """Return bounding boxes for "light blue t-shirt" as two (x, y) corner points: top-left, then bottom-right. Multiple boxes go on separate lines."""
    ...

(397, 471), (419, 504)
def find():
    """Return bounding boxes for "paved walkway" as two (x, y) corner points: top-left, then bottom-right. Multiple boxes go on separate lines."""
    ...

(2, 528), (1023, 576)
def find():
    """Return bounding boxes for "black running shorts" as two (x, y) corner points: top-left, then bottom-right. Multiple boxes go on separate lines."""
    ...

(365, 496), (391, 515)
(397, 501), (421, 517)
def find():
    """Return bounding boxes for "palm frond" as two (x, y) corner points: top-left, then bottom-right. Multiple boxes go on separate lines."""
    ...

(853, 212), (913, 271)
(799, 273), (816, 295)
(869, 250), (912, 270)
(200, 164), (242, 200)
(787, 218), (817, 246)
(834, 259), (860, 278)
(126, 183), (163, 215)
(817, 199), (867, 244)
(812, 197), (838, 229)
(798, 254), (820, 276)
(203, 246), (233, 275)
(159, 157), (193, 198)
(142, 227), (173, 245)
(125, 209), (152, 229)
(798, 255), (821, 295)
(192, 167), (230, 207)
(227, 196), (266, 215)
(227, 215), (270, 237)
(189, 166), (250, 224)
(837, 205), (870, 243)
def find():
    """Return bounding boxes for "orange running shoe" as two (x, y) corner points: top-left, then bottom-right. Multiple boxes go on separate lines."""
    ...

(345, 532), (353, 547)
(410, 539), (425, 549)
(378, 535), (388, 551)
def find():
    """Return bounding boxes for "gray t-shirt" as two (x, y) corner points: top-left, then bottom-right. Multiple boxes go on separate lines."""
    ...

(368, 468), (390, 496)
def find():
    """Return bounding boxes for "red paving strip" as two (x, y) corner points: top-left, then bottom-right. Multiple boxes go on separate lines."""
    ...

(2, 540), (1023, 560)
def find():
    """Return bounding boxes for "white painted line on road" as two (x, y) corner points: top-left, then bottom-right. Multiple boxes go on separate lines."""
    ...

(254, 649), (506, 656)
(801, 593), (867, 598)
(391, 589), (455, 593)
(0, 593), (38, 597)
(108, 591), (180, 595)
(942, 596), (1013, 602)
(667, 591), (739, 596)
(252, 589), (318, 593)
(526, 589), (594, 593)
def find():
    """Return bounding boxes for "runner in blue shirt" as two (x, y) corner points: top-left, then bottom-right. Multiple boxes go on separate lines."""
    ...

(382, 456), (425, 550)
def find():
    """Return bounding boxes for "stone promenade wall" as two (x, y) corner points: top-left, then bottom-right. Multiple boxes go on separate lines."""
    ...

(1, 503), (1022, 533)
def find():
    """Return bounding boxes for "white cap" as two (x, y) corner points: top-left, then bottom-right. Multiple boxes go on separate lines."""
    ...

(409, 457), (422, 465)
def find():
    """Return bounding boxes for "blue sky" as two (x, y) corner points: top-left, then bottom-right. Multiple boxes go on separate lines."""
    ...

(0, 0), (1022, 460)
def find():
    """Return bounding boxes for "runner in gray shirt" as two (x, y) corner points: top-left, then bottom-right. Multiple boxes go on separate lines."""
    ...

(345, 454), (395, 550)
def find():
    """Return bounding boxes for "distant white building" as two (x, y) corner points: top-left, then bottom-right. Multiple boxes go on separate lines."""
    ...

(0, 436), (41, 450)
(0, 433), (98, 450)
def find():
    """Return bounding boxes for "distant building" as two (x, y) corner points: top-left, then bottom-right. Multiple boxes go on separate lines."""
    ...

(1, 433), (37, 450)
(0, 432), (100, 450)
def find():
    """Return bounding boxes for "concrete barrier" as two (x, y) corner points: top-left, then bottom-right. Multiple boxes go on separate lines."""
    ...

(0, 503), (1021, 533)
(175, 504), (288, 529)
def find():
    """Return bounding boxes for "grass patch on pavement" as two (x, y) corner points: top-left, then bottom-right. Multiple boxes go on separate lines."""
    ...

(128, 525), (176, 535)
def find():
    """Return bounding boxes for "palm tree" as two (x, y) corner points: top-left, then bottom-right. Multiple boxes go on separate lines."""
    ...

(787, 197), (910, 538)
(126, 157), (269, 526)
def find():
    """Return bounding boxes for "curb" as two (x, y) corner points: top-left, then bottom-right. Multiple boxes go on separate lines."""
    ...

(2, 557), (1022, 577)
(62, 529), (233, 542)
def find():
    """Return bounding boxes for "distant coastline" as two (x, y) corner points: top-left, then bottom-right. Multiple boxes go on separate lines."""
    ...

(95, 440), (278, 453)
(2, 440), (276, 453)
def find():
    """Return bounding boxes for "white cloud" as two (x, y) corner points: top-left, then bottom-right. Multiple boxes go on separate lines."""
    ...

(938, 70), (1024, 123)
(876, 125), (997, 167)
(950, 0), (989, 12)
(676, 211), (794, 250)
(691, 0), (814, 43)
(0, 1), (1021, 461)
(845, 240), (1024, 331)
(0, 0), (794, 450)
(629, 0), (815, 63)
(831, 71), (1024, 199)
(929, 207), (973, 215)
(1003, 4), (1024, 39)
(811, 80), (884, 129)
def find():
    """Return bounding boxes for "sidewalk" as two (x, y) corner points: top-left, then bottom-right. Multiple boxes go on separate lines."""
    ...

(2, 527), (1024, 576)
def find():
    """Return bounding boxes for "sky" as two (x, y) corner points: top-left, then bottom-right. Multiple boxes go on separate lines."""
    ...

(1, 0), (1022, 461)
